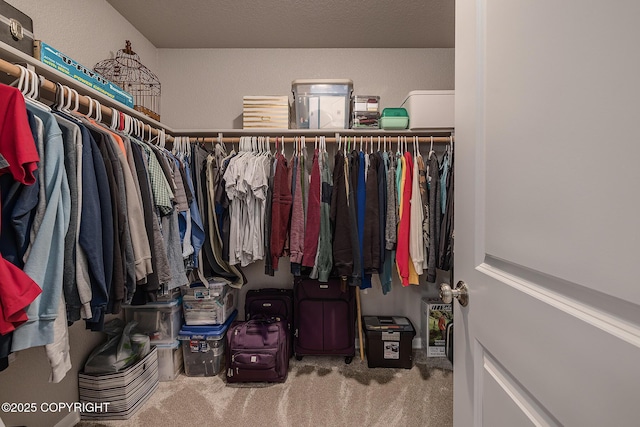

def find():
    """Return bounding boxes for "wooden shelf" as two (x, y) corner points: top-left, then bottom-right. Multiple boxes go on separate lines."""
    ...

(175, 128), (454, 137)
(0, 41), (174, 134)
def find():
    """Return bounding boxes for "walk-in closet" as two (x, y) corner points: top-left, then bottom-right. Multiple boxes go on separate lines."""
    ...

(2, 1), (639, 427)
(0, 1), (456, 426)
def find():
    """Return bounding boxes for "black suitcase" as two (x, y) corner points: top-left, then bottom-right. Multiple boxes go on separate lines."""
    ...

(293, 277), (356, 364)
(0, 1), (34, 56)
(445, 321), (453, 364)
(244, 288), (293, 358)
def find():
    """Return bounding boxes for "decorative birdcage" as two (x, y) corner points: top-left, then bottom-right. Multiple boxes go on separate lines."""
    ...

(94, 41), (161, 121)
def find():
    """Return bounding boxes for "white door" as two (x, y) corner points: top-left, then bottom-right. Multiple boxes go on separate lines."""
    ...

(454, 1), (640, 426)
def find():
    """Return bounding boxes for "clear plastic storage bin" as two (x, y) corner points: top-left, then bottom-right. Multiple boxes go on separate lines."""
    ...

(155, 340), (183, 381)
(292, 79), (353, 129)
(178, 310), (237, 377)
(123, 299), (182, 345)
(182, 280), (237, 326)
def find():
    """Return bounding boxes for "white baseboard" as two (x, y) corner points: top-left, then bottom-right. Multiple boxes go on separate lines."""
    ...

(54, 411), (80, 427)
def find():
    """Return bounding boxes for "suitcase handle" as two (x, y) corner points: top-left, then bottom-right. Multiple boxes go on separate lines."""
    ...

(240, 318), (281, 345)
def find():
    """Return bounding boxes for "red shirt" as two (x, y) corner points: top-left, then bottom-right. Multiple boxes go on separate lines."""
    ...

(0, 85), (39, 184)
(0, 84), (42, 335)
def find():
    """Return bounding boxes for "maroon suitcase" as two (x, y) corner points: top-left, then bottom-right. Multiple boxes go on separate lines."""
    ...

(244, 288), (294, 358)
(293, 277), (356, 364)
(225, 318), (289, 383)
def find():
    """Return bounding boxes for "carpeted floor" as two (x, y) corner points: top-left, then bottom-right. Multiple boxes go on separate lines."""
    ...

(76, 350), (452, 427)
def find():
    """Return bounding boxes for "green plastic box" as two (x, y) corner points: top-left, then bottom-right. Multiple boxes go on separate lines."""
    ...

(380, 108), (409, 130)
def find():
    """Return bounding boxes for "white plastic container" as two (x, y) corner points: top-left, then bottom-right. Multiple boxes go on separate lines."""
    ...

(155, 340), (183, 381)
(401, 90), (455, 130)
(292, 79), (353, 129)
(123, 299), (182, 345)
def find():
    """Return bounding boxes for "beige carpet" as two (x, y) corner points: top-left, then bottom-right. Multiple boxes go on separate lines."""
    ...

(76, 351), (452, 427)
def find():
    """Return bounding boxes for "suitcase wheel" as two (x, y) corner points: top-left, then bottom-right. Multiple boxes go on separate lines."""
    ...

(344, 356), (353, 364)
(295, 355), (303, 361)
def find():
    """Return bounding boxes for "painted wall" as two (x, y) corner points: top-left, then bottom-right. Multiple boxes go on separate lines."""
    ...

(157, 46), (455, 350)
(0, 322), (107, 427)
(1, 2), (158, 426)
(158, 48), (454, 129)
(5, 0), (159, 109)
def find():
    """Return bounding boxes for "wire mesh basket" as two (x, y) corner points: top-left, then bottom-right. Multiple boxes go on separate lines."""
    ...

(94, 41), (161, 121)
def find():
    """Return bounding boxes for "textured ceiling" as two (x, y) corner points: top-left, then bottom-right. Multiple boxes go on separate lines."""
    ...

(106, 0), (455, 48)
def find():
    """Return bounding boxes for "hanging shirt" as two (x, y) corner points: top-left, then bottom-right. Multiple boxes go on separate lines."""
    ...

(381, 151), (393, 294)
(181, 152), (205, 269)
(0, 86), (42, 340)
(395, 153), (416, 287)
(427, 152), (441, 283)
(363, 153), (380, 277)
(53, 115), (83, 323)
(302, 149), (321, 267)
(357, 151), (370, 289)
(270, 152), (292, 270)
(330, 150), (353, 279)
(417, 154), (430, 271)
(439, 153), (454, 271)
(12, 103), (71, 352)
(440, 151), (449, 215)
(311, 150), (333, 282)
(130, 141), (167, 295)
(289, 154), (305, 274)
(0, 110), (39, 269)
(409, 150), (425, 276)
(264, 155), (276, 276)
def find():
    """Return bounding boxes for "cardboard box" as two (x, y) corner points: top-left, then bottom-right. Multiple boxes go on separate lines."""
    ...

(243, 95), (289, 129)
(421, 298), (452, 357)
(34, 40), (134, 108)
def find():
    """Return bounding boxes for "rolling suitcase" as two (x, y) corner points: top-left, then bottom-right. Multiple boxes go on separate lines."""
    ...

(225, 317), (289, 383)
(293, 277), (356, 364)
(244, 288), (294, 358)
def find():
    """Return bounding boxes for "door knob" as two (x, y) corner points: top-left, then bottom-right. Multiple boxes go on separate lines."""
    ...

(440, 281), (469, 307)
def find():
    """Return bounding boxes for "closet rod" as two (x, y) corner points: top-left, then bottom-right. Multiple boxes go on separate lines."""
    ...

(187, 136), (453, 144)
(0, 57), (173, 142)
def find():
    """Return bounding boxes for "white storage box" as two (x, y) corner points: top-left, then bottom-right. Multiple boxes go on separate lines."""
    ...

(79, 347), (158, 420)
(401, 90), (454, 130)
(243, 95), (289, 129)
(123, 299), (182, 345)
(182, 280), (237, 326)
(292, 79), (353, 129)
(156, 340), (183, 381)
